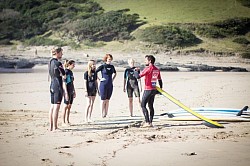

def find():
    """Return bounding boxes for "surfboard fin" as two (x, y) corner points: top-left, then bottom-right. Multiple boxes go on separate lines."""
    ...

(236, 106), (248, 116)
(160, 113), (175, 118)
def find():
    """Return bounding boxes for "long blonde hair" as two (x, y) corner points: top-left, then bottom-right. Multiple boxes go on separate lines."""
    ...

(87, 60), (96, 76)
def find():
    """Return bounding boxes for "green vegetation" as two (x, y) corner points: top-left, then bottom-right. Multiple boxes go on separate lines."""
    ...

(238, 0), (250, 7)
(24, 36), (66, 46)
(195, 18), (250, 38)
(94, 0), (250, 57)
(62, 9), (145, 42)
(241, 52), (250, 59)
(0, 0), (104, 41)
(0, 0), (143, 45)
(135, 25), (201, 47)
(95, 0), (250, 24)
(233, 37), (250, 45)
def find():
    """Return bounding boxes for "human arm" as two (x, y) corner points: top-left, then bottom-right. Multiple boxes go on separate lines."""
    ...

(62, 75), (69, 101)
(95, 79), (100, 96)
(73, 83), (76, 98)
(112, 72), (117, 82)
(158, 79), (163, 89)
(58, 62), (68, 101)
(158, 72), (163, 89)
(112, 65), (117, 82)
(123, 69), (127, 92)
(83, 72), (88, 97)
(95, 65), (103, 81)
(138, 79), (143, 92)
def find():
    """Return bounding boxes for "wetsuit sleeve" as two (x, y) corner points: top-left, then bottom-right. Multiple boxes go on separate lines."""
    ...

(112, 65), (116, 74)
(124, 69), (128, 79)
(158, 79), (163, 89)
(139, 67), (149, 78)
(83, 72), (88, 80)
(157, 70), (162, 88)
(96, 65), (103, 73)
(157, 70), (162, 80)
(56, 61), (66, 76)
(94, 72), (98, 80)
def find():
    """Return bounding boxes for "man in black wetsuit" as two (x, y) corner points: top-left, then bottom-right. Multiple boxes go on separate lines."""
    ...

(48, 47), (68, 131)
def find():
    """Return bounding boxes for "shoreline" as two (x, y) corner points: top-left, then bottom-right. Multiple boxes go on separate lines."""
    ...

(1, 45), (250, 72)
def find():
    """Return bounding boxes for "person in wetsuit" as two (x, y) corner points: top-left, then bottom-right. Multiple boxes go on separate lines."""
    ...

(123, 58), (142, 117)
(62, 60), (76, 126)
(96, 54), (117, 118)
(135, 55), (163, 127)
(84, 60), (99, 122)
(48, 47), (68, 131)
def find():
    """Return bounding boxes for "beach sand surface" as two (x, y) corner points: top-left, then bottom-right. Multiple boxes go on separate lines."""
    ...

(0, 65), (250, 166)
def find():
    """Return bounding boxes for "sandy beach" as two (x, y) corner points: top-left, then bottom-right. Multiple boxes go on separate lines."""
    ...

(1, 52), (250, 165)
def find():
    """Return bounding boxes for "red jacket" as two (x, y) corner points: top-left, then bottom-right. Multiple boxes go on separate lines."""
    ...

(140, 64), (161, 90)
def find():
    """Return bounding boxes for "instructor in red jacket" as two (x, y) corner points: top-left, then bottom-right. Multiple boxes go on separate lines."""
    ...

(135, 55), (163, 127)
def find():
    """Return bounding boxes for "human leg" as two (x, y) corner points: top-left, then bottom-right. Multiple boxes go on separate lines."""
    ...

(104, 99), (109, 117)
(141, 90), (151, 123)
(88, 96), (96, 121)
(101, 100), (106, 118)
(128, 97), (133, 116)
(62, 104), (68, 125)
(127, 86), (134, 116)
(49, 104), (53, 131)
(148, 91), (156, 124)
(66, 104), (72, 124)
(52, 104), (61, 131)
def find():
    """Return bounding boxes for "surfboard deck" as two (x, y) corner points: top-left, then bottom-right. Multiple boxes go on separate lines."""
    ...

(156, 86), (224, 128)
(159, 116), (250, 122)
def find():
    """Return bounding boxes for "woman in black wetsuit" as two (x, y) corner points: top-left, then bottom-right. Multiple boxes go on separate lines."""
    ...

(123, 58), (142, 117)
(84, 60), (98, 122)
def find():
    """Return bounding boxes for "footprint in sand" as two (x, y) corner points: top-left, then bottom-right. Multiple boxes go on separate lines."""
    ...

(59, 151), (73, 157)
(41, 158), (53, 164)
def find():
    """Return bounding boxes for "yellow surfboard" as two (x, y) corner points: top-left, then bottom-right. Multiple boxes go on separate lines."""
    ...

(156, 86), (224, 128)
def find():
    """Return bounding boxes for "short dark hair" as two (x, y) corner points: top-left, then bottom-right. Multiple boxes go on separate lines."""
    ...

(145, 55), (155, 64)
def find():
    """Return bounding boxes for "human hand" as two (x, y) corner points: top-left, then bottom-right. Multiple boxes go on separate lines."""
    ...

(65, 93), (69, 101)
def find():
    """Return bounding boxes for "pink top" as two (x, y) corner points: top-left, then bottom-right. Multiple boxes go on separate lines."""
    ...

(139, 64), (161, 90)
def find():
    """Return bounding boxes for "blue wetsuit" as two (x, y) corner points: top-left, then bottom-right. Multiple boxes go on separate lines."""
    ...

(96, 63), (116, 100)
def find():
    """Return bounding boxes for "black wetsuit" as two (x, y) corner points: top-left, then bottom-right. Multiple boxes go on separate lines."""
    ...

(124, 67), (140, 98)
(49, 58), (65, 104)
(64, 69), (75, 104)
(84, 70), (98, 96)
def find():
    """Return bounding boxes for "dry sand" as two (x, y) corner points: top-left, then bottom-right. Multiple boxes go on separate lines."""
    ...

(1, 49), (250, 166)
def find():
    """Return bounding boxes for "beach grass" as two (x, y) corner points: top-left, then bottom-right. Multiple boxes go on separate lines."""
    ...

(93, 0), (250, 54)
(94, 0), (250, 24)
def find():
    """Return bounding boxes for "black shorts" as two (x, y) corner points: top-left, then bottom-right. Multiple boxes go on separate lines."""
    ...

(127, 86), (140, 98)
(64, 93), (74, 104)
(87, 89), (97, 96)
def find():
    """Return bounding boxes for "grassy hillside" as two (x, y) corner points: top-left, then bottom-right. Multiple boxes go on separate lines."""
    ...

(95, 0), (250, 24)
(94, 0), (250, 55)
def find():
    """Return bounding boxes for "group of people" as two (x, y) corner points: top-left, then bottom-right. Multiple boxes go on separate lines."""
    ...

(48, 46), (163, 132)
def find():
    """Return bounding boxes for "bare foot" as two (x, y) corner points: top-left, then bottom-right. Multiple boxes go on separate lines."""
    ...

(140, 122), (152, 128)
